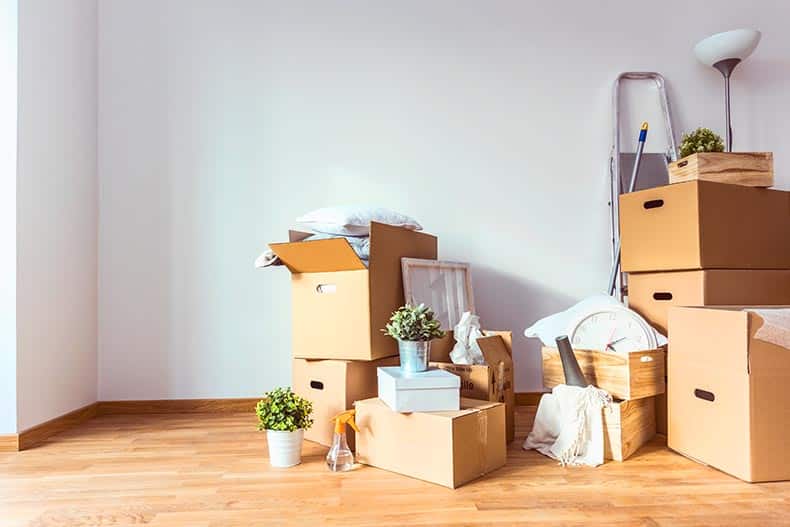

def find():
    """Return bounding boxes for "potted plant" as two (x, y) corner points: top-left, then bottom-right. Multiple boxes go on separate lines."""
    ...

(383, 303), (446, 374)
(669, 127), (773, 187)
(678, 127), (724, 158)
(255, 387), (314, 468)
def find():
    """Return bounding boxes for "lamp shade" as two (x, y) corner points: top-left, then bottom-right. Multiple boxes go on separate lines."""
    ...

(694, 29), (761, 67)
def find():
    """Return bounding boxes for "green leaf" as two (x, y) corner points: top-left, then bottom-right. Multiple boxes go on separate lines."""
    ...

(255, 387), (314, 432)
(381, 303), (447, 341)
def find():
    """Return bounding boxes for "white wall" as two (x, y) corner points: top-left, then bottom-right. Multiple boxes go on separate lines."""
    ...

(16, 0), (98, 430)
(98, 0), (790, 398)
(0, 0), (17, 434)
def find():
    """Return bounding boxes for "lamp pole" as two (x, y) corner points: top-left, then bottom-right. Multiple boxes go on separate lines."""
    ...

(713, 58), (740, 152)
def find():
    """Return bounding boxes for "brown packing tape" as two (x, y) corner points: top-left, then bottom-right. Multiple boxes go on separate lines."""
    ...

(495, 361), (505, 402)
(476, 408), (488, 479)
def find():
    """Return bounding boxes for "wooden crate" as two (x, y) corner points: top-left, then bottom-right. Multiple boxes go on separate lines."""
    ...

(668, 152), (773, 187)
(541, 346), (665, 400)
(604, 397), (656, 461)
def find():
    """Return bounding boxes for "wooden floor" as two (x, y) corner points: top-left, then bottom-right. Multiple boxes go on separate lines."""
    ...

(2, 408), (789, 527)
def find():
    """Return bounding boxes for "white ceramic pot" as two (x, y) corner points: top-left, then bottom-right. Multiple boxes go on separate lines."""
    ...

(266, 429), (304, 468)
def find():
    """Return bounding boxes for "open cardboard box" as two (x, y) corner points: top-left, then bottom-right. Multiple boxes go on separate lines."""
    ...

(430, 331), (515, 443)
(668, 306), (790, 482)
(619, 181), (790, 273)
(270, 222), (437, 361)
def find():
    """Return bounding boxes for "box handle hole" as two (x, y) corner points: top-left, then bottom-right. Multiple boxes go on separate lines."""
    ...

(316, 284), (336, 294)
(678, 160), (689, 168)
(309, 380), (324, 390)
(653, 292), (673, 301)
(694, 388), (715, 402)
(640, 356), (654, 363)
(643, 199), (664, 210)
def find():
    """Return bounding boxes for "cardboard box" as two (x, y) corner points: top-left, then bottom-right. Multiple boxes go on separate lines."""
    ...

(292, 356), (398, 449)
(603, 397), (656, 461)
(668, 306), (790, 482)
(377, 366), (460, 413)
(628, 269), (790, 335)
(541, 346), (665, 400)
(430, 333), (516, 443)
(619, 181), (790, 273)
(667, 152), (773, 187)
(355, 397), (506, 489)
(271, 222), (437, 360)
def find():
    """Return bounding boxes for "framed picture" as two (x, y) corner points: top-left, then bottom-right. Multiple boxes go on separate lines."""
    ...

(401, 258), (475, 329)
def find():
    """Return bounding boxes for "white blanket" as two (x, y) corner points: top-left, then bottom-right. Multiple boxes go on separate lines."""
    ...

(523, 385), (612, 467)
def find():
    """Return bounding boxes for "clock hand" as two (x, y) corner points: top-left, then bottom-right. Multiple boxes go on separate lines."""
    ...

(605, 326), (617, 349)
(606, 336), (628, 351)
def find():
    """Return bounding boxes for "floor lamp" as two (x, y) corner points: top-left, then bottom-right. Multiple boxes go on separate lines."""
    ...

(694, 29), (761, 152)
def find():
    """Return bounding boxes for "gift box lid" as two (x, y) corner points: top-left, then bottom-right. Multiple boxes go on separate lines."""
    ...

(377, 366), (460, 390)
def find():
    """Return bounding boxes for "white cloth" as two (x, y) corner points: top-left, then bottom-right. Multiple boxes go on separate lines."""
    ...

(746, 308), (790, 349)
(449, 312), (486, 365)
(523, 384), (612, 467)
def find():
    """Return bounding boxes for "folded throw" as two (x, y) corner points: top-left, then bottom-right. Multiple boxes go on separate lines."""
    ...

(523, 384), (612, 467)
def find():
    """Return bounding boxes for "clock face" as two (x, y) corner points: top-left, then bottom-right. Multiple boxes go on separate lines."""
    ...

(569, 308), (656, 353)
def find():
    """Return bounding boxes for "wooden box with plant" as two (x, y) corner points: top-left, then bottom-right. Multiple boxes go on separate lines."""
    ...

(256, 387), (313, 468)
(668, 127), (773, 187)
(383, 303), (446, 374)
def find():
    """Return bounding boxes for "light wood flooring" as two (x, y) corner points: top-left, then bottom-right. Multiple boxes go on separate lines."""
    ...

(2, 407), (789, 527)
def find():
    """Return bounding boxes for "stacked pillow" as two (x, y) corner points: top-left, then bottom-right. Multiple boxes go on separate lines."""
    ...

(297, 206), (422, 237)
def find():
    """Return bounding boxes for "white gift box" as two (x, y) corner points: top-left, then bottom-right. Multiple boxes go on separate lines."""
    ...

(377, 367), (460, 413)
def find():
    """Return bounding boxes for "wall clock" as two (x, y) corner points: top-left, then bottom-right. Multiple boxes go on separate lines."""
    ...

(568, 306), (657, 353)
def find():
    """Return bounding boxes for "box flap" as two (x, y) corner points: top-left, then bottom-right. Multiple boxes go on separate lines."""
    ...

(377, 366), (460, 390)
(482, 330), (513, 356)
(269, 238), (367, 273)
(477, 335), (512, 367)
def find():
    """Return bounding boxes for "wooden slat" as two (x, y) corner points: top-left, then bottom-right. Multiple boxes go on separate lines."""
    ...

(17, 402), (98, 450)
(0, 434), (19, 452)
(668, 152), (773, 187)
(95, 397), (260, 415)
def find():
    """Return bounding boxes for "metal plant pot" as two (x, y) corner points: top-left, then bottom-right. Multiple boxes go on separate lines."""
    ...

(398, 340), (431, 374)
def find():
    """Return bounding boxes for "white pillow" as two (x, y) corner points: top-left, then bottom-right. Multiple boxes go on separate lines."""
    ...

(296, 206), (423, 236)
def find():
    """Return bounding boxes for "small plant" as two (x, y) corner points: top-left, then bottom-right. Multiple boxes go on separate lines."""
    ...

(256, 387), (313, 432)
(383, 303), (446, 342)
(678, 127), (725, 158)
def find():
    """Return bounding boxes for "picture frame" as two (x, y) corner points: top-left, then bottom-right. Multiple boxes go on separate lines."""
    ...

(401, 258), (475, 329)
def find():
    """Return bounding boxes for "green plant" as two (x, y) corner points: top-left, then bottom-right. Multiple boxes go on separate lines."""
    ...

(678, 127), (725, 158)
(255, 387), (313, 432)
(382, 303), (446, 341)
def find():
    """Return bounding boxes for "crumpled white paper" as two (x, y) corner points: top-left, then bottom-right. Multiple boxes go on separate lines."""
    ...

(746, 308), (790, 349)
(449, 312), (486, 365)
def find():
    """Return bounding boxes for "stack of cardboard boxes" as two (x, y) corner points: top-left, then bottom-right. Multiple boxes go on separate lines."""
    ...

(272, 222), (514, 487)
(619, 155), (790, 481)
(275, 222), (438, 449)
